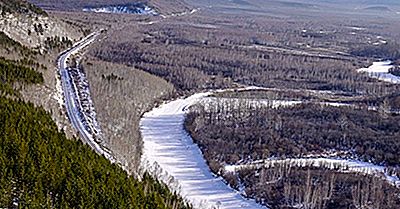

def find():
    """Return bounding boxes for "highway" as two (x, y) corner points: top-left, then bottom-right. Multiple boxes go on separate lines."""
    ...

(57, 31), (115, 163)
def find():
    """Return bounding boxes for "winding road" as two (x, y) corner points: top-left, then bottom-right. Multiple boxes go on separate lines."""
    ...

(57, 31), (115, 162)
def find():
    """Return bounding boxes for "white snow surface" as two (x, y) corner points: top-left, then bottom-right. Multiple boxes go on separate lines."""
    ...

(200, 97), (351, 110)
(225, 158), (400, 188)
(140, 92), (266, 209)
(358, 60), (400, 84)
(83, 5), (157, 15)
(140, 87), (400, 209)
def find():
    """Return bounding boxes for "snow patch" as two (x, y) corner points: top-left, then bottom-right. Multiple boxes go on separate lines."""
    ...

(347, 26), (366, 31)
(225, 158), (400, 188)
(83, 4), (158, 15)
(54, 71), (64, 108)
(358, 61), (400, 84)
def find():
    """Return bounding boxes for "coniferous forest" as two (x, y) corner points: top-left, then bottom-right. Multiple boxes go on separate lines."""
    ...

(0, 96), (190, 209)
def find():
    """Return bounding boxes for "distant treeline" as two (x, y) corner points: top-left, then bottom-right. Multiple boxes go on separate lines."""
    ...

(0, 0), (47, 16)
(92, 23), (400, 97)
(350, 42), (400, 60)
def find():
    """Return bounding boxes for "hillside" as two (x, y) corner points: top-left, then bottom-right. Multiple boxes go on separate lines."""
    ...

(8, 0), (400, 208)
(0, 0), (81, 50)
(0, 1), (191, 208)
(0, 96), (190, 208)
(0, 0), (47, 15)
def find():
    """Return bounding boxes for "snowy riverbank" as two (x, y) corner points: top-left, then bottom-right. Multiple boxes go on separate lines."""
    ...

(225, 158), (400, 188)
(140, 92), (266, 209)
(140, 85), (400, 208)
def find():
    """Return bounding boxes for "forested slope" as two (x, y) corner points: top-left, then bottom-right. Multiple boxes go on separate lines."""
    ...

(0, 1), (190, 206)
(0, 0), (47, 16)
(0, 57), (43, 96)
(0, 97), (190, 208)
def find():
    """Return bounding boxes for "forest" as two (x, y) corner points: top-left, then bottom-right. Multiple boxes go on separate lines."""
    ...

(185, 98), (400, 208)
(91, 14), (400, 98)
(0, 57), (43, 84)
(0, 96), (191, 209)
(0, 57), (43, 96)
(2, 0), (400, 208)
(83, 57), (175, 172)
(43, 36), (73, 52)
(0, 32), (37, 57)
(0, 3), (191, 206)
(185, 99), (400, 170)
(213, 88), (400, 114)
(350, 42), (400, 61)
(234, 164), (400, 209)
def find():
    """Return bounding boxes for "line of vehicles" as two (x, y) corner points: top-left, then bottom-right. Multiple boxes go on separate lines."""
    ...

(57, 30), (115, 163)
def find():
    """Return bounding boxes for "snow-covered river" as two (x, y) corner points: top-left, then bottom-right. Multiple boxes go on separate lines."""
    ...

(140, 61), (400, 209)
(140, 92), (265, 209)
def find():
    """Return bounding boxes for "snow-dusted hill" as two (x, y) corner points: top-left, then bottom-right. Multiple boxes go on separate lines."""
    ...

(0, 13), (80, 49)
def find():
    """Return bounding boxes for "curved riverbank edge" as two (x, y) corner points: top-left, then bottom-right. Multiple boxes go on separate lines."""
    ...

(140, 75), (400, 208)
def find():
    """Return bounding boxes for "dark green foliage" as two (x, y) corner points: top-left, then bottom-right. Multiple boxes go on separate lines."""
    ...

(101, 73), (124, 81)
(33, 23), (44, 35)
(0, 57), (44, 96)
(0, 0), (47, 16)
(0, 32), (22, 49)
(0, 57), (44, 85)
(0, 83), (16, 97)
(0, 97), (190, 209)
(0, 32), (36, 57)
(44, 36), (73, 51)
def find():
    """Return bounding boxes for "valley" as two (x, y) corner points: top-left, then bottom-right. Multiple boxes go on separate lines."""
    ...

(2, 0), (400, 208)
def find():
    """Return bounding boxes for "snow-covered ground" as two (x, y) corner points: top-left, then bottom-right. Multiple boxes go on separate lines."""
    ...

(140, 92), (266, 209)
(200, 97), (351, 110)
(358, 60), (400, 84)
(140, 87), (400, 208)
(225, 158), (400, 188)
(83, 4), (158, 15)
